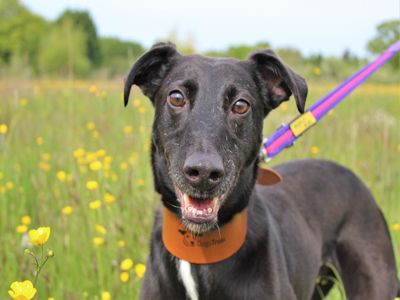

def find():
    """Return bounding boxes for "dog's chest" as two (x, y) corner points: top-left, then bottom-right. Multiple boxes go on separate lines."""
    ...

(177, 259), (199, 300)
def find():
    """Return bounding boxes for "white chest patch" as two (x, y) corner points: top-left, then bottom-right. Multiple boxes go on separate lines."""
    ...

(178, 259), (199, 300)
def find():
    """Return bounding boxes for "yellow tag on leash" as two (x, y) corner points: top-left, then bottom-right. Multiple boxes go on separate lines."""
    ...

(289, 112), (317, 137)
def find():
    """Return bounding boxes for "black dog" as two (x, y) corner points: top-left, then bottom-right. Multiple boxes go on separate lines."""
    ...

(124, 43), (399, 299)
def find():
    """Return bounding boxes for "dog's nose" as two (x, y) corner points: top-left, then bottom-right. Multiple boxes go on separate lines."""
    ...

(183, 152), (224, 189)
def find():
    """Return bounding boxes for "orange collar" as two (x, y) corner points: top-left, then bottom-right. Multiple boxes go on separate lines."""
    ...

(162, 207), (248, 264)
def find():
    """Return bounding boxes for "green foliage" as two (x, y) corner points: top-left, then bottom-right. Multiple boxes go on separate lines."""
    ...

(0, 0), (48, 72)
(368, 20), (400, 69)
(56, 9), (101, 66)
(99, 37), (144, 77)
(38, 20), (91, 78)
(205, 41), (270, 59)
(0, 80), (399, 299)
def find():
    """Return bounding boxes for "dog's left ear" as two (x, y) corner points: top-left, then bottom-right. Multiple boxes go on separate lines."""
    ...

(249, 49), (308, 113)
(124, 42), (180, 106)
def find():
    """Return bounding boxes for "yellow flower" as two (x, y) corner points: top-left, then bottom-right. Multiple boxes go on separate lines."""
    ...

(38, 161), (51, 172)
(96, 149), (106, 157)
(129, 152), (138, 165)
(120, 258), (133, 271)
(138, 107), (146, 114)
(92, 131), (100, 140)
(42, 153), (51, 161)
(19, 98), (28, 107)
(48, 297), (55, 300)
(280, 103), (289, 111)
(139, 126), (145, 133)
(0, 124), (8, 134)
(6, 181), (14, 190)
(136, 179), (145, 187)
(120, 162), (128, 170)
(134, 263), (146, 278)
(21, 215), (31, 225)
(86, 180), (99, 190)
(132, 98), (141, 107)
(28, 227), (51, 246)
(392, 223), (400, 231)
(16, 225), (28, 234)
(57, 171), (67, 182)
(62, 206), (73, 215)
(89, 161), (102, 171)
(104, 193), (116, 204)
(89, 200), (102, 210)
(86, 122), (96, 130)
(101, 291), (111, 300)
(8, 280), (37, 300)
(313, 67), (321, 76)
(118, 240), (126, 248)
(123, 126), (132, 134)
(120, 272), (129, 283)
(95, 224), (107, 235)
(310, 146), (320, 155)
(89, 85), (97, 94)
(36, 136), (44, 145)
(73, 148), (85, 158)
(93, 237), (105, 246)
(328, 109), (334, 116)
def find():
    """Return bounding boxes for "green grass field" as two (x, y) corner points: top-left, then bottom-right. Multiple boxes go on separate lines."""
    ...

(0, 79), (399, 299)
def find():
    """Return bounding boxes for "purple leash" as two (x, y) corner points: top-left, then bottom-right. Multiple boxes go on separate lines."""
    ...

(261, 41), (400, 161)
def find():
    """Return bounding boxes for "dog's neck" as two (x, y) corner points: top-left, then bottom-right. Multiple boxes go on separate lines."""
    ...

(162, 206), (248, 264)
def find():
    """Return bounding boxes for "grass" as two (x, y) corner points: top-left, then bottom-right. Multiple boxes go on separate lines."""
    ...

(0, 79), (399, 299)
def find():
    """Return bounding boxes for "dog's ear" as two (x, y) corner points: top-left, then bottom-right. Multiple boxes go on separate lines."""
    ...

(249, 49), (307, 113)
(124, 42), (180, 106)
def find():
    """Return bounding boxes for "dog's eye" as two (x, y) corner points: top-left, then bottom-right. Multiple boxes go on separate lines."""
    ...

(232, 99), (250, 115)
(167, 91), (186, 107)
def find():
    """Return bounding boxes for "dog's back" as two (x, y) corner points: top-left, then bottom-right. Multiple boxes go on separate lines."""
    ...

(257, 159), (399, 298)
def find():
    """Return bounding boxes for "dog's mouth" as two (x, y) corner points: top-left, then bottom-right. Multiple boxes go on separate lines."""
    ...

(176, 188), (224, 226)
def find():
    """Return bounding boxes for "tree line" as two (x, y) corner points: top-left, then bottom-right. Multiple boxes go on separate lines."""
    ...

(0, 0), (398, 81)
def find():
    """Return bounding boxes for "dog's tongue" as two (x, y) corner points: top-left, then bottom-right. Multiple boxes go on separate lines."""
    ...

(181, 193), (219, 222)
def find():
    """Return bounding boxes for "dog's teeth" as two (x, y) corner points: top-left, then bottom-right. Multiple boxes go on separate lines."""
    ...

(197, 210), (203, 216)
(183, 193), (189, 208)
(207, 207), (213, 214)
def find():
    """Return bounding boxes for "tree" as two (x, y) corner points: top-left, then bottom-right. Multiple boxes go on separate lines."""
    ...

(368, 20), (400, 69)
(38, 19), (90, 78)
(0, 0), (48, 71)
(99, 37), (144, 76)
(57, 10), (100, 66)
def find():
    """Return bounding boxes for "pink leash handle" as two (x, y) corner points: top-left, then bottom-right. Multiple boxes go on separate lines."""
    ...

(262, 41), (400, 161)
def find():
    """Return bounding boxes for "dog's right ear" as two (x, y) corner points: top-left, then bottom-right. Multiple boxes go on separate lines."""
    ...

(124, 42), (180, 106)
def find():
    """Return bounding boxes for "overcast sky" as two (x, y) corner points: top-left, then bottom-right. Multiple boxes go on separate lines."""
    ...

(22, 0), (399, 57)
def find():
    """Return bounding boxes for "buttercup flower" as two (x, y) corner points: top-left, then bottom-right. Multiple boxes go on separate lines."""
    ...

(104, 193), (116, 204)
(120, 272), (129, 283)
(28, 227), (51, 246)
(62, 206), (73, 215)
(120, 258), (133, 271)
(8, 280), (37, 300)
(89, 200), (102, 210)
(21, 216), (31, 225)
(95, 224), (107, 235)
(16, 225), (28, 234)
(86, 180), (99, 190)
(93, 237), (105, 246)
(134, 263), (146, 278)
(101, 291), (111, 300)
(0, 124), (8, 134)
(89, 161), (102, 171)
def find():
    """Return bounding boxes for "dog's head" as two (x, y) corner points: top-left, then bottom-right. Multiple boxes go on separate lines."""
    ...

(124, 42), (307, 234)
